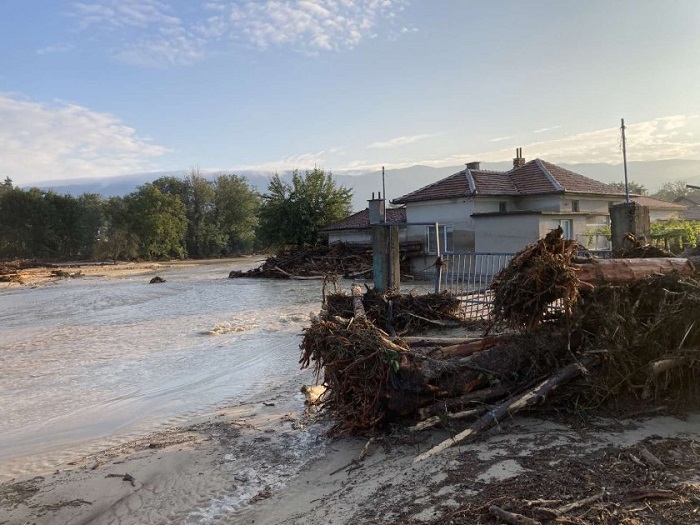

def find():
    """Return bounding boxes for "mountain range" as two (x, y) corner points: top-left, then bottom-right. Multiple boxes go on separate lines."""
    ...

(26, 159), (700, 212)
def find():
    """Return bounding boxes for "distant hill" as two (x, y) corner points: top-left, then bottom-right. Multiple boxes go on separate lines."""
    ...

(25, 159), (700, 212)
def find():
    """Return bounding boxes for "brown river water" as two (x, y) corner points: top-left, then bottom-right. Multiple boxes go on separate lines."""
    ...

(0, 260), (324, 481)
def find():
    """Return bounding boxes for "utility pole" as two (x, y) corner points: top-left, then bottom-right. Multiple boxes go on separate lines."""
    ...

(381, 166), (386, 223)
(621, 118), (630, 203)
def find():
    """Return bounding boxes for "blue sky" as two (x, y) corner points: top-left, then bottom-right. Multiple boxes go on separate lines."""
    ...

(1, 0), (699, 186)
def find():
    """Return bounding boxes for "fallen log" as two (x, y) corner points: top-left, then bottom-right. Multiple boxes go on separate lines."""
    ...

(414, 352), (601, 462)
(418, 383), (510, 420)
(489, 505), (541, 525)
(574, 258), (694, 285)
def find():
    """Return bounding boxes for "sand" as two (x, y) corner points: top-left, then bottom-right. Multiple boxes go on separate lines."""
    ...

(2, 384), (700, 525)
(3, 262), (700, 523)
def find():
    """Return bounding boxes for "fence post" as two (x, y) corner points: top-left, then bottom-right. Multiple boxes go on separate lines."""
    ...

(434, 222), (442, 293)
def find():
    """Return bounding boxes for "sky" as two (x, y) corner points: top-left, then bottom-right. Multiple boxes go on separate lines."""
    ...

(1, 0), (700, 187)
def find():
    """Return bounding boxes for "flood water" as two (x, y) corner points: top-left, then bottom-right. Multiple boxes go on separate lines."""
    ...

(0, 260), (323, 481)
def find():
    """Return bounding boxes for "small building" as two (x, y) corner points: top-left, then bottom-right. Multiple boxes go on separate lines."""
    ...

(322, 207), (407, 245)
(392, 154), (628, 270)
(630, 195), (686, 222)
(675, 193), (700, 221)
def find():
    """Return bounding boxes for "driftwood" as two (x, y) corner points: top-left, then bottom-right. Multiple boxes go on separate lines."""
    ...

(414, 353), (601, 462)
(574, 258), (694, 285)
(489, 505), (541, 525)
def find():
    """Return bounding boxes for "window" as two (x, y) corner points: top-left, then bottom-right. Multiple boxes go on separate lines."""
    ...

(499, 201), (508, 212)
(572, 200), (580, 212)
(426, 224), (454, 254)
(554, 219), (573, 239)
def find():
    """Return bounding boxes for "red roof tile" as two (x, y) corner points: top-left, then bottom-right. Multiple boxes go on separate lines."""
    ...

(322, 207), (406, 231)
(393, 159), (626, 203)
(630, 195), (686, 210)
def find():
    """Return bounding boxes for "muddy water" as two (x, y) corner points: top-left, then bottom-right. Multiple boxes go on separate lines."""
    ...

(0, 260), (323, 481)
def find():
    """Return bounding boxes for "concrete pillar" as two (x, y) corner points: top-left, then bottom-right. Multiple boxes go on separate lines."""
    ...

(372, 224), (400, 292)
(610, 202), (650, 253)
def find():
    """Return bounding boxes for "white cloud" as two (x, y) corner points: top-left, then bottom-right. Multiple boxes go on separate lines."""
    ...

(232, 149), (338, 172)
(367, 133), (433, 149)
(0, 93), (169, 184)
(72, 0), (204, 66)
(36, 43), (75, 55)
(73, 0), (180, 29)
(71, 0), (409, 66)
(488, 135), (512, 143)
(533, 125), (561, 134)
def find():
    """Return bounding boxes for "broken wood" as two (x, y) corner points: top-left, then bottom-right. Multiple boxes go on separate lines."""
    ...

(351, 284), (366, 319)
(489, 505), (541, 525)
(639, 447), (665, 470)
(409, 407), (487, 432)
(574, 258), (694, 285)
(414, 353), (601, 462)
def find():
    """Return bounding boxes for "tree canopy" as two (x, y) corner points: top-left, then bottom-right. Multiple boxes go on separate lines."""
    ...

(258, 168), (352, 248)
(608, 181), (648, 195)
(0, 168), (347, 261)
(652, 180), (693, 202)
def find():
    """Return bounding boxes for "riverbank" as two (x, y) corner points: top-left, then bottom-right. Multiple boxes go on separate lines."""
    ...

(3, 393), (700, 524)
(0, 257), (264, 289)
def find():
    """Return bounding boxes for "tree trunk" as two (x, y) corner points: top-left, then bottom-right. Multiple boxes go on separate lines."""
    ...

(574, 258), (694, 285)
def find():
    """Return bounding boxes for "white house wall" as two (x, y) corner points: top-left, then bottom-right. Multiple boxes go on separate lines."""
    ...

(474, 215), (541, 253)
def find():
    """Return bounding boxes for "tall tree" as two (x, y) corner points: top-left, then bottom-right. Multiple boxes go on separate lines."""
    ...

(653, 180), (692, 202)
(153, 171), (226, 257)
(214, 174), (261, 253)
(608, 181), (648, 195)
(258, 168), (352, 247)
(123, 184), (187, 259)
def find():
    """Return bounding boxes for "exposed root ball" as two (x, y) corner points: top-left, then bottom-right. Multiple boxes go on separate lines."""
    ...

(489, 227), (580, 332)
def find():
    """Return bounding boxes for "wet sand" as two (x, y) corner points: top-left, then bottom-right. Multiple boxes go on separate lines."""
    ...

(3, 387), (700, 525)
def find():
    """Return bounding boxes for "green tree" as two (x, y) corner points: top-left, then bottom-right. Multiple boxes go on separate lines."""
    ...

(153, 170), (227, 257)
(214, 174), (261, 253)
(608, 181), (647, 195)
(123, 184), (187, 259)
(258, 168), (352, 247)
(652, 180), (692, 202)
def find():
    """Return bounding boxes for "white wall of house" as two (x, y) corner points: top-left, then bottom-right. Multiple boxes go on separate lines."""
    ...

(328, 228), (407, 245)
(327, 231), (372, 244)
(473, 214), (541, 253)
(649, 209), (682, 222)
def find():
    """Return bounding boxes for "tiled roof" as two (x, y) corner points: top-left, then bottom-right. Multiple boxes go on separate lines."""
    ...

(675, 193), (700, 205)
(392, 170), (471, 204)
(630, 195), (686, 210)
(322, 207), (406, 231)
(393, 159), (626, 204)
(682, 207), (700, 221)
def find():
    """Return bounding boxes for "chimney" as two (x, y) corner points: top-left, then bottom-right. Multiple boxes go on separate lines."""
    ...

(466, 161), (480, 171)
(368, 192), (386, 224)
(513, 147), (525, 168)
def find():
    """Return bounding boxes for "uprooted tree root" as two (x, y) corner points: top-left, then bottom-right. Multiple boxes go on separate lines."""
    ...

(324, 288), (463, 334)
(572, 272), (700, 406)
(489, 226), (581, 332)
(300, 227), (700, 450)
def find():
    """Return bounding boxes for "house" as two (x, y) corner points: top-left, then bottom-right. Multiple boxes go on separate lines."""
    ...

(629, 195), (686, 222)
(392, 153), (629, 269)
(322, 206), (407, 244)
(675, 193), (700, 221)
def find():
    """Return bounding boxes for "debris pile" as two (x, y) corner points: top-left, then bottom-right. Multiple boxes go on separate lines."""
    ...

(618, 232), (674, 258)
(300, 228), (700, 458)
(229, 243), (409, 280)
(324, 288), (462, 334)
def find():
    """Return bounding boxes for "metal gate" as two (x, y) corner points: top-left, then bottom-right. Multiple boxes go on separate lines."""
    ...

(437, 252), (513, 320)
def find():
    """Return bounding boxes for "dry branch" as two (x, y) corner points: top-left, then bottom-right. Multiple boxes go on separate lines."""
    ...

(488, 505), (541, 525)
(414, 353), (601, 462)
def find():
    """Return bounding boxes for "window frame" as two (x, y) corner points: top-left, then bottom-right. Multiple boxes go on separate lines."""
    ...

(426, 224), (454, 254)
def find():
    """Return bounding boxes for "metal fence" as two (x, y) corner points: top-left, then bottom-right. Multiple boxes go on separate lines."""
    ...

(420, 249), (611, 321)
(437, 252), (514, 320)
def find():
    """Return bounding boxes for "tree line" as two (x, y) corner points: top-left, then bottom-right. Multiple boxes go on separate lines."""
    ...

(0, 168), (352, 261)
